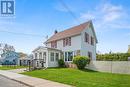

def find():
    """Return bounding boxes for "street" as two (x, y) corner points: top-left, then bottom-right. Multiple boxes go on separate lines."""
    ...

(0, 75), (29, 87)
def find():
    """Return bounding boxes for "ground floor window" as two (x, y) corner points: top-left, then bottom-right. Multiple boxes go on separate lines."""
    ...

(65, 52), (67, 61)
(43, 52), (46, 62)
(35, 53), (37, 59)
(55, 53), (59, 61)
(39, 52), (42, 59)
(64, 51), (73, 61)
(88, 51), (92, 60)
(50, 52), (54, 61)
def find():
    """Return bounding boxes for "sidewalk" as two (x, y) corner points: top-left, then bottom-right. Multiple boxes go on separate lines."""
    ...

(6, 68), (27, 73)
(0, 70), (72, 87)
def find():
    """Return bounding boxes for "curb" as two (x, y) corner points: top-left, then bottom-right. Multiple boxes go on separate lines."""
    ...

(0, 74), (34, 87)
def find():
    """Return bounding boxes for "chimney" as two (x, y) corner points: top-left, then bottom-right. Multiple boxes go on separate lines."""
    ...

(54, 30), (58, 34)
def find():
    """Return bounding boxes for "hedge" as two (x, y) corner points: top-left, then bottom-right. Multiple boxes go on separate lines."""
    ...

(96, 53), (130, 61)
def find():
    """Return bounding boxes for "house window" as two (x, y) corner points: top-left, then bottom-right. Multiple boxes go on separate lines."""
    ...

(39, 52), (42, 59)
(55, 53), (59, 61)
(50, 52), (54, 61)
(65, 52), (67, 61)
(68, 52), (73, 61)
(43, 52), (46, 62)
(91, 36), (94, 45)
(51, 41), (57, 48)
(88, 52), (92, 60)
(35, 53), (37, 59)
(64, 52), (73, 61)
(85, 32), (89, 43)
(37, 61), (39, 67)
(63, 37), (71, 47)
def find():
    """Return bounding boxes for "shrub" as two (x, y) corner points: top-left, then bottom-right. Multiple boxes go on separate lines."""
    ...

(73, 56), (90, 69)
(96, 53), (130, 61)
(58, 58), (65, 67)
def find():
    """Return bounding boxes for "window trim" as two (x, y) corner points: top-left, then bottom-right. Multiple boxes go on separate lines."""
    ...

(88, 51), (92, 60)
(51, 41), (57, 48)
(55, 53), (59, 61)
(85, 32), (89, 43)
(50, 52), (54, 62)
(64, 51), (73, 62)
(35, 53), (37, 59)
(91, 36), (94, 45)
(39, 52), (42, 59)
(63, 37), (71, 47)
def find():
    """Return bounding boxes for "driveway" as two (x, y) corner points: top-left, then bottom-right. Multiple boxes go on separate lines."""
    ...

(0, 75), (28, 87)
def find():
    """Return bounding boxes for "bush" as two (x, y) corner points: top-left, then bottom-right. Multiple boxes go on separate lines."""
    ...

(73, 56), (90, 69)
(96, 53), (130, 61)
(58, 58), (65, 67)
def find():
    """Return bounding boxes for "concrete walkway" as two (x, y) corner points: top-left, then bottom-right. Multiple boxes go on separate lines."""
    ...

(7, 68), (27, 73)
(0, 70), (71, 87)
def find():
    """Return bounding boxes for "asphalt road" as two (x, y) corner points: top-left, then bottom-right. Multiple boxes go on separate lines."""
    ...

(0, 75), (29, 87)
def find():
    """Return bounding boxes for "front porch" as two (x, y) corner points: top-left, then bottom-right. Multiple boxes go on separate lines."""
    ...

(32, 46), (62, 68)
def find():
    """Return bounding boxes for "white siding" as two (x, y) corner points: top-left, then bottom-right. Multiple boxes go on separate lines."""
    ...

(33, 48), (48, 67)
(81, 27), (96, 60)
(47, 35), (81, 52)
(33, 47), (61, 68)
(46, 26), (97, 61)
(48, 50), (60, 67)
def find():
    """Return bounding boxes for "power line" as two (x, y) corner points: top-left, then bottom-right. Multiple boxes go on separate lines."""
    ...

(58, 0), (88, 29)
(0, 30), (44, 37)
(58, 0), (80, 24)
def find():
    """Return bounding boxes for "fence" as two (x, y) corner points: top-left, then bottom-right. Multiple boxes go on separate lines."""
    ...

(86, 61), (130, 74)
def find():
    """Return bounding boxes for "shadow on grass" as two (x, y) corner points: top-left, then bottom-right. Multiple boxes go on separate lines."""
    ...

(80, 69), (98, 73)
(47, 67), (98, 73)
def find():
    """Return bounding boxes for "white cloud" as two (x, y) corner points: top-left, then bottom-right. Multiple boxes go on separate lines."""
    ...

(80, 3), (124, 22)
(101, 3), (123, 22)
(79, 2), (130, 31)
(80, 12), (95, 20)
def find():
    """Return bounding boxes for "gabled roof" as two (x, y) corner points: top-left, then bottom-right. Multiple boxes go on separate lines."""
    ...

(32, 46), (61, 52)
(46, 20), (97, 43)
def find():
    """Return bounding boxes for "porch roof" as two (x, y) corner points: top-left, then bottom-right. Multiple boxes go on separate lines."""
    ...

(32, 46), (62, 53)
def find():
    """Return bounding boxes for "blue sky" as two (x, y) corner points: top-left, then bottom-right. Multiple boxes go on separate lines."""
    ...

(0, 0), (130, 54)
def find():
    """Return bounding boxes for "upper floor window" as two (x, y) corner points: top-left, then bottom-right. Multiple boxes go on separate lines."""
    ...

(85, 32), (89, 43)
(91, 36), (94, 45)
(51, 41), (57, 48)
(63, 37), (71, 47)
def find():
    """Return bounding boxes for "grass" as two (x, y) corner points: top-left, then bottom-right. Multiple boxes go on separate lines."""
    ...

(0, 65), (27, 70)
(22, 68), (130, 87)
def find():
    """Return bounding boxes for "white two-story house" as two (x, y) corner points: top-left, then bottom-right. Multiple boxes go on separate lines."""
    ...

(32, 20), (98, 68)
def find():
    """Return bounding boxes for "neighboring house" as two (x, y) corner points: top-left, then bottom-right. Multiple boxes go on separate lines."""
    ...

(0, 43), (17, 65)
(1, 51), (19, 65)
(33, 20), (98, 68)
(0, 43), (15, 58)
(19, 54), (33, 66)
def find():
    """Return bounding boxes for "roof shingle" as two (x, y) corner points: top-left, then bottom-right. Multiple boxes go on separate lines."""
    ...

(46, 21), (91, 43)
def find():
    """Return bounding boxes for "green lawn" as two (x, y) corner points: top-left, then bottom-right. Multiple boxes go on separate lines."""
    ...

(22, 68), (130, 87)
(0, 65), (27, 70)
